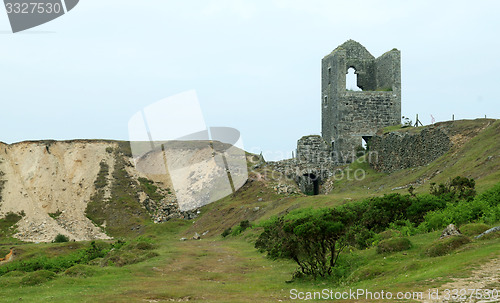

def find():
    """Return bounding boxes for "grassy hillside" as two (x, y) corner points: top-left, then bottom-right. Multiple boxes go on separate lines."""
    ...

(0, 119), (499, 302)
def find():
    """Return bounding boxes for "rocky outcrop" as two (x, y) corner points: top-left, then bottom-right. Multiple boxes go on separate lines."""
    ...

(475, 225), (500, 239)
(440, 224), (461, 239)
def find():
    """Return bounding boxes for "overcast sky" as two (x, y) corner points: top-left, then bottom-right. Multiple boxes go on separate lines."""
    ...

(1, 0), (499, 160)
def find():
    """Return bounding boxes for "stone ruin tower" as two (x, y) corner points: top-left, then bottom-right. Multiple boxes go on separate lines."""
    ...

(321, 40), (401, 162)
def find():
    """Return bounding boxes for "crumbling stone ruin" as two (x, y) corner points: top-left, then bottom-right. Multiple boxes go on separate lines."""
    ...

(286, 40), (401, 194)
(272, 40), (402, 195)
(321, 40), (401, 162)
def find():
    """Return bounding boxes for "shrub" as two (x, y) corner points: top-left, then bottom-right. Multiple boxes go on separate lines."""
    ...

(376, 238), (412, 254)
(231, 220), (252, 236)
(20, 270), (56, 286)
(256, 208), (354, 278)
(460, 223), (490, 237)
(64, 264), (96, 277)
(378, 229), (402, 240)
(221, 228), (232, 238)
(53, 234), (70, 243)
(406, 195), (446, 224)
(387, 220), (419, 237)
(430, 176), (476, 201)
(424, 235), (471, 257)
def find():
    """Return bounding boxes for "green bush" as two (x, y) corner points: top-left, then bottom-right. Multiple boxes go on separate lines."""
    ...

(54, 234), (69, 243)
(430, 176), (476, 201)
(231, 220), (252, 236)
(221, 228), (232, 238)
(424, 235), (471, 257)
(376, 237), (412, 254)
(460, 223), (490, 237)
(64, 264), (96, 277)
(20, 270), (56, 286)
(378, 229), (402, 240)
(256, 208), (354, 278)
(406, 195), (446, 224)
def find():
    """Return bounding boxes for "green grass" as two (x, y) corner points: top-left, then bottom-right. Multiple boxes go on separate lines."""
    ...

(138, 177), (165, 202)
(1, 215), (499, 302)
(0, 119), (499, 301)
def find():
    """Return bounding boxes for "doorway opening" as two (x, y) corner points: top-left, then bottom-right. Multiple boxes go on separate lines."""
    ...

(303, 173), (319, 195)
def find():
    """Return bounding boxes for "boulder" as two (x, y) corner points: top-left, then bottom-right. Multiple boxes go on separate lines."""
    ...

(440, 224), (461, 239)
(475, 226), (500, 239)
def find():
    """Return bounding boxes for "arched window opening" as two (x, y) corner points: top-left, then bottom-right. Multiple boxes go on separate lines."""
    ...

(346, 67), (362, 91)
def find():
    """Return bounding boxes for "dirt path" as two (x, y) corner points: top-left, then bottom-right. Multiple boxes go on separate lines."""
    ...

(104, 238), (295, 302)
(420, 258), (500, 303)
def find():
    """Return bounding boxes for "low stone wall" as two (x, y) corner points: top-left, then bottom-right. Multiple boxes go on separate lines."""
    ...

(369, 127), (452, 173)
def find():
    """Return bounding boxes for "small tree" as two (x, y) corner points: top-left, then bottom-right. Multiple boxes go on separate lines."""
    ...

(255, 208), (352, 278)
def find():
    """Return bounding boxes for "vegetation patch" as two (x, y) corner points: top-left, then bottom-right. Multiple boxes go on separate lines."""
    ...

(231, 220), (252, 236)
(48, 210), (62, 220)
(378, 229), (402, 240)
(93, 161), (109, 190)
(20, 270), (56, 286)
(0, 211), (24, 238)
(138, 177), (164, 202)
(376, 237), (412, 254)
(64, 264), (96, 278)
(460, 223), (490, 237)
(424, 235), (471, 257)
(86, 145), (152, 237)
(100, 238), (158, 267)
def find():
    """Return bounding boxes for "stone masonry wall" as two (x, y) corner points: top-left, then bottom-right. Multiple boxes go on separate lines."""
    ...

(296, 135), (332, 165)
(369, 127), (452, 173)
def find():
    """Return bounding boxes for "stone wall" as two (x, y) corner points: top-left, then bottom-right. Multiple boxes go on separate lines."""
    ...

(296, 135), (332, 165)
(369, 127), (452, 173)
